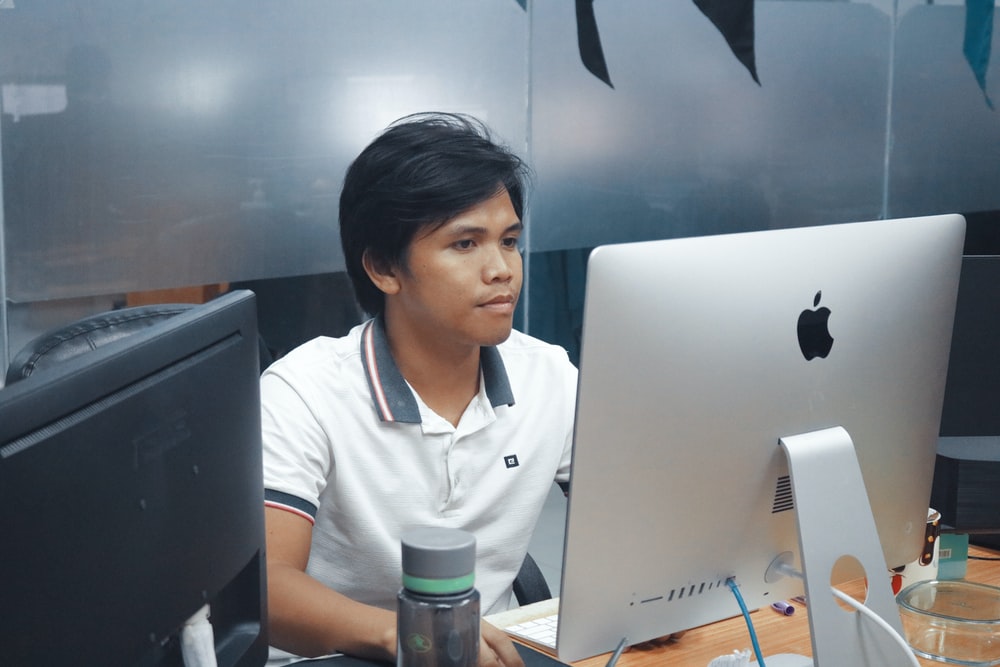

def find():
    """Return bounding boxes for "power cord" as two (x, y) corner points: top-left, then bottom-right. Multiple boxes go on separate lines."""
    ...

(725, 578), (919, 667)
(828, 587), (920, 667)
(726, 578), (766, 667)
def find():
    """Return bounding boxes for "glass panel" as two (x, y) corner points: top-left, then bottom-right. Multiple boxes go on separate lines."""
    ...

(4, 1), (999, 371)
(890, 3), (1000, 218)
(525, 1), (1000, 360)
(0, 0), (528, 304)
(527, 0), (891, 254)
(526, 2), (892, 357)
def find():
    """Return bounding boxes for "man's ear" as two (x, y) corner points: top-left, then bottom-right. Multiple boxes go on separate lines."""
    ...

(362, 250), (401, 296)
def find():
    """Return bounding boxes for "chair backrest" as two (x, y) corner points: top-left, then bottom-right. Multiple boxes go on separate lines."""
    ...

(513, 552), (553, 605)
(5, 303), (194, 385)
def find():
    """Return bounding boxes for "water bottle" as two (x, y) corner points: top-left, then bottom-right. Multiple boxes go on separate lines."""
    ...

(397, 527), (480, 667)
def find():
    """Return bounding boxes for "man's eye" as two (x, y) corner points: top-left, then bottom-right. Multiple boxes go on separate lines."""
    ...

(501, 237), (519, 248)
(454, 239), (474, 250)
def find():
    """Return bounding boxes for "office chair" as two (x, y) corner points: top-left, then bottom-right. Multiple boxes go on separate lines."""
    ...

(4, 301), (278, 387)
(513, 552), (553, 606)
(5, 303), (196, 385)
(510, 482), (569, 605)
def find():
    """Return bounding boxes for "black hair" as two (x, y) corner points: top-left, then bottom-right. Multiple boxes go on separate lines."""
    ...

(339, 112), (531, 315)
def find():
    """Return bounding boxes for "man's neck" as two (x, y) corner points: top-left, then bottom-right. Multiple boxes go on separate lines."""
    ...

(382, 318), (482, 428)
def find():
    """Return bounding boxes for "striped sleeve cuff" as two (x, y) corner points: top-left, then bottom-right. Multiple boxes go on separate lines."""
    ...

(264, 489), (318, 524)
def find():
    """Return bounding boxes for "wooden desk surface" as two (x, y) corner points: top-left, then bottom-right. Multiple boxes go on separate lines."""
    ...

(496, 546), (1000, 667)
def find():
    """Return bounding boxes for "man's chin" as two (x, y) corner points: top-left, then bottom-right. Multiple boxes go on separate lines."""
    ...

(480, 324), (514, 347)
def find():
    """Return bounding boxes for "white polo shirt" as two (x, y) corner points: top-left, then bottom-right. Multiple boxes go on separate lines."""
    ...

(261, 316), (576, 617)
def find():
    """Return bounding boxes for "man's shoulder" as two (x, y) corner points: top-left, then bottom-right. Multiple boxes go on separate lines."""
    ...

(265, 322), (367, 375)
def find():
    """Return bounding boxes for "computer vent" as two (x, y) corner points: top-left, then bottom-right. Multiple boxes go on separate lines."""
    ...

(638, 577), (729, 606)
(771, 475), (794, 513)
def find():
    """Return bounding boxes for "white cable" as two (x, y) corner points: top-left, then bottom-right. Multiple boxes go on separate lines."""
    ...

(828, 587), (919, 667)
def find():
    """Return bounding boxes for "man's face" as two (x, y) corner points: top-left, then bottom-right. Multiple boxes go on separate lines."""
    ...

(387, 189), (523, 350)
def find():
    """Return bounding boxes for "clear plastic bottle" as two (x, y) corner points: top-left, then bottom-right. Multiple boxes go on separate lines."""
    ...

(397, 527), (480, 667)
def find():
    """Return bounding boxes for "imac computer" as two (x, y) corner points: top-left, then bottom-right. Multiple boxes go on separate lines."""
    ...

(554, 214), (965, 664)
(0, 290), (268, 666)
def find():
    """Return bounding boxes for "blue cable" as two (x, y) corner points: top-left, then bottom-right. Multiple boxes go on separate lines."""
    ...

(727, 578), (766, 667)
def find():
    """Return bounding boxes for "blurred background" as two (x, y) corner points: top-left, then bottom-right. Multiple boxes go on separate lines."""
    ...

(2, 0), (998, 371)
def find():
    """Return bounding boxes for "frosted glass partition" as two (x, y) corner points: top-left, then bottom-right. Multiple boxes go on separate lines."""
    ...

(0, 0), (528, 303)
(528, 1), (890, 255)
(890, 4), (1000, 217)
(525, 1), (1000, 358)
(528, 1), (998, 254)
(2, 1), (999, 369)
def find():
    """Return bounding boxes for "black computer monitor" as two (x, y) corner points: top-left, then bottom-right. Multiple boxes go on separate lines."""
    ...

(938, 255), (1000, 439)
(933, 254), (1000, 545)
(0, 290), (267, 666)
(555, 215), (965, 664)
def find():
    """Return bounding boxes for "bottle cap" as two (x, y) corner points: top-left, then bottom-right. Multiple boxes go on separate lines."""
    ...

(400, 527), (476, 595)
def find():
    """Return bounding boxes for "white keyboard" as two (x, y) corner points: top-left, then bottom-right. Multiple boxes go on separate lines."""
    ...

(504, 612), (559, 650)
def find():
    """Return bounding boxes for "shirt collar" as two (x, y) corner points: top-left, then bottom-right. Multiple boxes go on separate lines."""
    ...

(360, 315), (515, 423)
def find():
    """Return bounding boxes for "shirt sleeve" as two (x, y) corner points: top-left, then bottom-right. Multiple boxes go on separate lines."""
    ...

(259, 362), (333, 519)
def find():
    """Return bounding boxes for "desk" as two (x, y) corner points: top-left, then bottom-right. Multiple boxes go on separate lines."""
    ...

(493, 546), (1000, 667)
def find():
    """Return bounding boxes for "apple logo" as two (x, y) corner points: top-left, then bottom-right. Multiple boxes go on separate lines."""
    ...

(797, 291), (834, 360)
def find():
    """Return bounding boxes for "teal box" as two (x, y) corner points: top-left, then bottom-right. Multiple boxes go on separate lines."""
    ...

(937, 533), (969, 580)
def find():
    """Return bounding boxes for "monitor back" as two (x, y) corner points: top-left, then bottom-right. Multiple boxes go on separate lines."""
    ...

(0, 290), (267, 667)
(939, 254), (1000, 440)
(556, 215), (965, 662)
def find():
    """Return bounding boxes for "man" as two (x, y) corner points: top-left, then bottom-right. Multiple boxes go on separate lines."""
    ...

(261, 113), (577, 666)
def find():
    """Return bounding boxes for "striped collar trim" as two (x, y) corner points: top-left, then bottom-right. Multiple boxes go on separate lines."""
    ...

(360, 316), (515, 424)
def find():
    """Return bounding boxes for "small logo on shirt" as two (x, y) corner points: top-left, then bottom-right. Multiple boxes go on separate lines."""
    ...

(504, 454), (520, 469)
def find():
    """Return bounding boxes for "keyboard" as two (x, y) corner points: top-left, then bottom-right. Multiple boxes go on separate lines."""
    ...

(504, 612), (559, 652)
